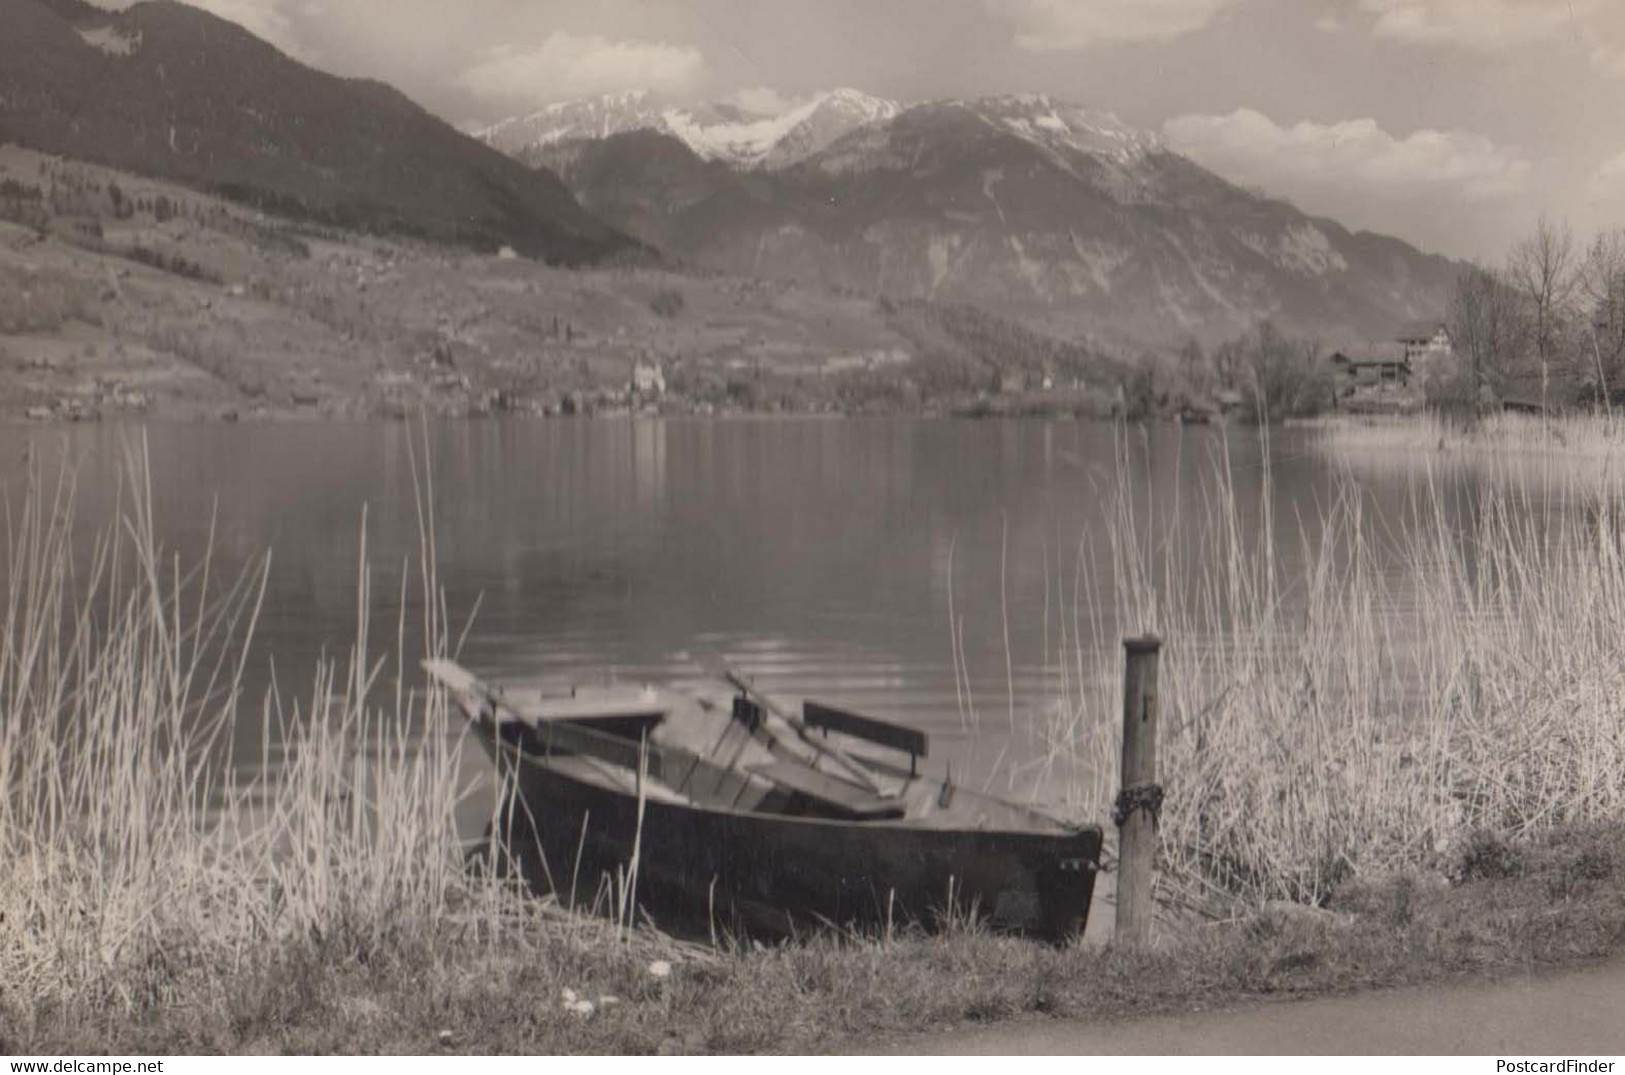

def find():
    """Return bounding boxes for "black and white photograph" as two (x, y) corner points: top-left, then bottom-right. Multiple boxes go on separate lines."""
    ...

(2, 0), (1625, 1058)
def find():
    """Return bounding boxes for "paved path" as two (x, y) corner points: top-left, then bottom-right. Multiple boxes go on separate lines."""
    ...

(866, 959), (1625, 1054)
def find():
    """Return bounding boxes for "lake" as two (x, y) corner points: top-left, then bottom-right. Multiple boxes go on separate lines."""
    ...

(0, 416), (1466, 828)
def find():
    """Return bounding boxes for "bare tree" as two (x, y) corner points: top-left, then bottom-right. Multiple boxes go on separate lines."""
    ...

(1177, 336), (1207, 396)
(1579, 228), (1625, 404)
(1448, 262), (1528, 400)
(1508, 216), (1578, 408)
(1213, 335), (1245, 391)
(1238, 319), (1332, 421)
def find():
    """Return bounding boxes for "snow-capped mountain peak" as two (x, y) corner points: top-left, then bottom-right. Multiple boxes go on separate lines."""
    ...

(476, 90), (664, 156)
(965, 94), (1163, 164)
(477, 87), (902, 169)
(758, 88), (902, 168)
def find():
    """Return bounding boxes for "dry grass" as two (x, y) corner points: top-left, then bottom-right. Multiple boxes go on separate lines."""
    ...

(0, 436), (690, 1048)
(1042, 422), (1625, 915)
(12, 822), (1625, 1053)
(1307, 410), (1625, 465)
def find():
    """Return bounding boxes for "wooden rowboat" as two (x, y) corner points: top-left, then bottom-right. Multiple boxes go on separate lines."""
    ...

(426, 659), (1102, 940)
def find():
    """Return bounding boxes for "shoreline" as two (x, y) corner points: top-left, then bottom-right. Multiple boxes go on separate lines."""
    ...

(13, 820), (1625, 1054)
(0, 408), (1147, 427)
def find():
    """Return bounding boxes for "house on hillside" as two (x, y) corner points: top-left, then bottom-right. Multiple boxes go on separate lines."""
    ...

(1331, 343), (1411, 389)
(1329, 320), (1452, 412)
(1396, 320), (1452, 365)
(1497, 368), (1555, 413)
(629, 357), (665, 396)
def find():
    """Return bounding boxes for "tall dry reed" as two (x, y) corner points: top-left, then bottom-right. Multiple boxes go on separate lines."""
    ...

(0, 433), (594, 1025)
(1048, 423), (1625, 912)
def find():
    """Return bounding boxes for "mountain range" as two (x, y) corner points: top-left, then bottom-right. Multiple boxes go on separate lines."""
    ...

(0, 0), (1462, 353)
(485, 90), (1460, 348)
(0, 0), (635, 264)
(478, 88), (902, 171)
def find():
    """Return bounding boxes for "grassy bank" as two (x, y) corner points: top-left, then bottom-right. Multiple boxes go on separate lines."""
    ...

(8, 424), (1625, 1054)
(12, 822), (1625, 1054)
(1304, 410), (1625, 463)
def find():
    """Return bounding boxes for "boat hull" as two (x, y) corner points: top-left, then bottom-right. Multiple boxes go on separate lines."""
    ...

(478, 723), (1103, 940)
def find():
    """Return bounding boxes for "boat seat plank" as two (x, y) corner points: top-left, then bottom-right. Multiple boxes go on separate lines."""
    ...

(749, 761), (906, 820)
(803, 701), (928, 771)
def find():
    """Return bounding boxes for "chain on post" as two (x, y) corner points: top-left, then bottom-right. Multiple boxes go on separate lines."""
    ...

(1112, 781), (1164, 829)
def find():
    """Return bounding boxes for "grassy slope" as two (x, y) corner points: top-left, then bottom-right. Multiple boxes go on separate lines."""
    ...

(0, 0), (632, 265)
(0, 145), (1121, 420)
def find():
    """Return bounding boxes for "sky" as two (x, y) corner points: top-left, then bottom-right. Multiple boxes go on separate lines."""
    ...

(94, 0), (1625, 262)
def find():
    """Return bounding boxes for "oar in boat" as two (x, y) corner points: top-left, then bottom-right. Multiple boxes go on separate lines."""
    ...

(715, 665), (891, 796)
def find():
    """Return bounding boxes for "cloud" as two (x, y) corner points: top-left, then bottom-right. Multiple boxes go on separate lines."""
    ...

(460, 31), (705, 105)
(1358, 0), (1576, 50)
(729, 87), (801, 116)
(1355, 0), (1625, 78)
(1588, 150), (1625, 201)
(984, 0), (1241, 50)
(1164, 108), (1531, 201)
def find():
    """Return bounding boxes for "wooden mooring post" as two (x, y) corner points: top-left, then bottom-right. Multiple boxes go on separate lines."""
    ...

(1115, 634), (1162, 947)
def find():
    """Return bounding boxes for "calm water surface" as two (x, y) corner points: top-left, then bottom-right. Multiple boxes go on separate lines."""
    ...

(0, 417), (1482, 821)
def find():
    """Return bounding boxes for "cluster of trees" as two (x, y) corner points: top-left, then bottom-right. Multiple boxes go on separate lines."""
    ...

(1126, 321), (1332, 422)
(1215, 322), (1334, 422)
(900, 300), (1120, 392)
(1443, 218), (1625, 409)
(105, 183), (179, 222)
(0, 177), (47, 231)
(123, 244), (217, 284)
(0, 177), (42, 204)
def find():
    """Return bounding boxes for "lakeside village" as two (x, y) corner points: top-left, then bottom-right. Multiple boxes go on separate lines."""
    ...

(4, 317), (1467, 424)
(547, 318), (1462, 422)
(394, 312), (1468, 423)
